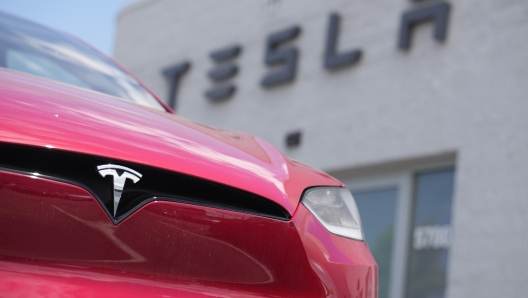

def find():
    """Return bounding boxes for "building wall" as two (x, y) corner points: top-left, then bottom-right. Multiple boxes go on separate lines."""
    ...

(114, 0), (528, 297)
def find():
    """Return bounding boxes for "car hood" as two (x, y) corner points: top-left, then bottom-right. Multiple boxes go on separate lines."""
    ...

(0, 69), (342, 216)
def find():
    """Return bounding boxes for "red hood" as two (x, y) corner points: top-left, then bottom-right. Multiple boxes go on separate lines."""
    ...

(0, 69), (342, 216)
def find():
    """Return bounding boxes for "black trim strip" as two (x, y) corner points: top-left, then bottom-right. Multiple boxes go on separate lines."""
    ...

(0, 143), (290, 224)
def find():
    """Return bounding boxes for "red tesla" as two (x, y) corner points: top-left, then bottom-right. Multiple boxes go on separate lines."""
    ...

(0, 11), (377, 297)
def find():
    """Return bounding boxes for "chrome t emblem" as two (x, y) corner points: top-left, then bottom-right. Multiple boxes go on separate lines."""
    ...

(97, 164), (142, 217)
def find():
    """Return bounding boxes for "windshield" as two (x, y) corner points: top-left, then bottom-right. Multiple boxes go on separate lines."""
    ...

(0, 11), (165, 111)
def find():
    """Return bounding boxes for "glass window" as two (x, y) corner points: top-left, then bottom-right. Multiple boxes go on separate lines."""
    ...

(407, 169), (455, 298)
(338, 164), (456, 298)
(7, 50), (89, 89)
(0, 11), (165, 111)
(353, 187), (398, 298)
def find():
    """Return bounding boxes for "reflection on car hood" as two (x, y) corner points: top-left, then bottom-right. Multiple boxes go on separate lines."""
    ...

(0, 69), (341, 215)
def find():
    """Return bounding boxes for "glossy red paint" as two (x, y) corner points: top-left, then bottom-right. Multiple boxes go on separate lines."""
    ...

(0, 40), (377, 295)
(0, 169), (376, 297)
(0, 69), (341, 216)
(293, 205), (378, 297)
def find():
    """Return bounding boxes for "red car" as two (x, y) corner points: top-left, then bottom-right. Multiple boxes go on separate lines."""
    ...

(0, 11), (377, 297)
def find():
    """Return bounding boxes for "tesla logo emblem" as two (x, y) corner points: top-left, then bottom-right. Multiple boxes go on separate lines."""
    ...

(97, 164), (142, 217)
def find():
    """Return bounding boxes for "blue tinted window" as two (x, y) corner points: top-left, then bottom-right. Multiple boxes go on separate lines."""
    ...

(407, 169), (455, 298)
(7, 50), (89, 89)
(353, 188), (398, 298)
(0, 11), (164, 111)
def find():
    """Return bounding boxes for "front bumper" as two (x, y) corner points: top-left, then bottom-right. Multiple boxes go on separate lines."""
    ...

(293, 204), (378, 297)
(0, 169), (377, 297)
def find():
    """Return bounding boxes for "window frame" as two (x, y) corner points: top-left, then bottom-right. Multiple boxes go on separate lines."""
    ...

(332, 154), (456, 298)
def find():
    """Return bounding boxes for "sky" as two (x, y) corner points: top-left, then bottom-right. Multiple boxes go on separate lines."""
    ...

(0, 0), (134, 56)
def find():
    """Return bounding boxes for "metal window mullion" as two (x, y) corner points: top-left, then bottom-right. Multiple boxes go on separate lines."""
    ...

(388, 172), (414, 298)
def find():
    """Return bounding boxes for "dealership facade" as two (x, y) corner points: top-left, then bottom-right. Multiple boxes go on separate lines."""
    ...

(114, 0), (528, 297)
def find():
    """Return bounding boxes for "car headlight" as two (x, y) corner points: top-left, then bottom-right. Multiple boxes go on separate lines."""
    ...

(302, 187), (364, 241)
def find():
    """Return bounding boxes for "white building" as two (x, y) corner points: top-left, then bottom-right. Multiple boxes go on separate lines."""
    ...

(114, 1), (528, 297)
